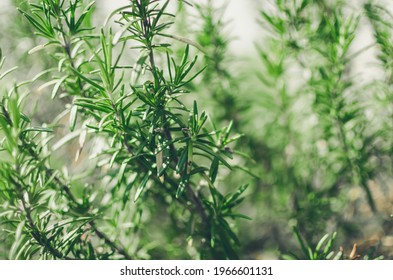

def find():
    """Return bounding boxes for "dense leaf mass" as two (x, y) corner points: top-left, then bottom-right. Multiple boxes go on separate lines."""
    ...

(0, 0), (392, 260)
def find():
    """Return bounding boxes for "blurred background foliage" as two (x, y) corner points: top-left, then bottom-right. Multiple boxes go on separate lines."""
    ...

(0, 0), (392, 259)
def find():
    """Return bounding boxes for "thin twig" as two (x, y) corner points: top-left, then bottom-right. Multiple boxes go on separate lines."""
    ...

(10, 176), (74, 260)
(139, 0), (211, 237)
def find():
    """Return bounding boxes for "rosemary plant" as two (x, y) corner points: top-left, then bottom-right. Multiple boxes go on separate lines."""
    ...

(1, 0), (392, 260)
(0, 0), (248, 260)
(248, 0), (392, 256)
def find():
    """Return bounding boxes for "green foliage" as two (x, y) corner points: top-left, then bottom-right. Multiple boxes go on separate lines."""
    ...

(0, 0), (249, 260)
(287, 226), (384, 260)
(285, 227), (342, 260)
(240, 0), (392, 258)
(1, 0), (392, 260)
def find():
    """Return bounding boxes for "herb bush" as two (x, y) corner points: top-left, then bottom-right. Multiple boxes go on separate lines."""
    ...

(0, 0), (392, 260)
